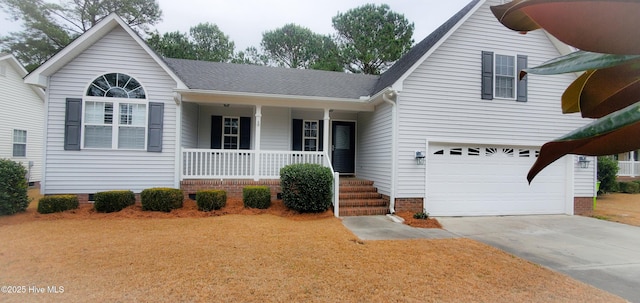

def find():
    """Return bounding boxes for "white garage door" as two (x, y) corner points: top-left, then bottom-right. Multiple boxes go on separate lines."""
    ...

(427, 144), (568, 216)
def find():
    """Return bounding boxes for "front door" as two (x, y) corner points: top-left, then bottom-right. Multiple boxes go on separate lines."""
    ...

(331, 121), (355, 174)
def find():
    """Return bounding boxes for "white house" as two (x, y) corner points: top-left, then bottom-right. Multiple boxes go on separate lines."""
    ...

(0, 53), (45, 186)
(25, 0), (597, 216)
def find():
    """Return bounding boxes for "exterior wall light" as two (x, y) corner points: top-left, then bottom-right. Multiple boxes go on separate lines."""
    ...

(578, 156), (591, 168)
(415, 151), (426, 165)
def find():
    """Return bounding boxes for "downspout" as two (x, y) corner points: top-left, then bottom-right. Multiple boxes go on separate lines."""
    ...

(382, 90), (397, 214)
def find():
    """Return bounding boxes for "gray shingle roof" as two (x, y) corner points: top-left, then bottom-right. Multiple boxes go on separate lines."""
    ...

(372, 0), (480, 94)
(163, 58), (379, 99)
(162, 0), (479, 99)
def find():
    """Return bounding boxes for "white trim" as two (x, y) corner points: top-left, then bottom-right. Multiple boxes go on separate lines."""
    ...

(302, 120), (320, 151)
(41, 81), (50, 194)
(565, 155), (575, 215)
(0, 54), (45, 100)
(222, 116), (240, 150)
(390, 0), (485, 91)
(493, 53), (518, 100)
(81, 98), (149, 150)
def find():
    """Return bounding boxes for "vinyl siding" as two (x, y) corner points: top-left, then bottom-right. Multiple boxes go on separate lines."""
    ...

(574, 156), (597, 197)
(43, 27), (178, 194)
(356, 102), (393, 196)
(395, 0), (595, 198)
(181, 102), (199, 148)
(0, 58), (44, 182)
(261, 106), (290, 150)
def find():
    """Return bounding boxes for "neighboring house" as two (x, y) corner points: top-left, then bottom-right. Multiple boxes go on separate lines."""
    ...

(0, 53), (45, 186)
(613, 151), (640, 177)
(25, 0), (597, 216)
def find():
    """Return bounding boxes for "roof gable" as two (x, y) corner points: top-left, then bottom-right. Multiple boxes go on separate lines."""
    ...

(1, 53), (45, 100)
(373, 0), (482, 94)
(24, 13), (186, 89)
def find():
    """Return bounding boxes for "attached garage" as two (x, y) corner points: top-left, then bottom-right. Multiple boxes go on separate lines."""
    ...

(426, 144), (571, 216)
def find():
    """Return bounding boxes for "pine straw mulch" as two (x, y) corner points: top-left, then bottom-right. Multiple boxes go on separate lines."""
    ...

(0, 190), (626, 302)
(589, 192), (640, 226)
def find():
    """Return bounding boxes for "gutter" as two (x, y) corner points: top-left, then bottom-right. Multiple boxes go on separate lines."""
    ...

(382, 90), (398, 214)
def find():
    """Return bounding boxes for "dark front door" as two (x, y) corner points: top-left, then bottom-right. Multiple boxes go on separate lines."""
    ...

(332, 121), (355, 174)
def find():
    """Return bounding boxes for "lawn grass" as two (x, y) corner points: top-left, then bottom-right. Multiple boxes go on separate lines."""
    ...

(0, 211), (625, 302)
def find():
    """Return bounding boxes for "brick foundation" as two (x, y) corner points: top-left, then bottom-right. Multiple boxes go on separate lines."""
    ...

(574, 197), (593, 215)
(180, 179), (282, 201)
(393, 197), (424, 213)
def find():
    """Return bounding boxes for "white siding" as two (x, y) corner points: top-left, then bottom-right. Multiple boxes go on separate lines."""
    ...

(356, 102), (393, 196)
(44, 27), (178, 194)
(181, 102), (199, 148)
(0, 58), (44, 182)
(395, 0), (595, 198)
(574, 155), (597, 197)
(261, 106), (290, 150)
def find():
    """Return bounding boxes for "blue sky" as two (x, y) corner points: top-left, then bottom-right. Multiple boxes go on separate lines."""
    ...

(0, 0), (471, 51)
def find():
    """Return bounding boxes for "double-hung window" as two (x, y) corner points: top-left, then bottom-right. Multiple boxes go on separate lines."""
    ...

(12, 129), (27, 157)
(82, 73), (148, 150)
(223, 117), (239, 149)
(481, 51), (527, 102)
(494, 54), (515, 99)
(303, 120), (318, 151)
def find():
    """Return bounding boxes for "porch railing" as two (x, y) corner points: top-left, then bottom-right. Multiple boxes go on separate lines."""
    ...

(618, 160), (640, 177)
(181, 148), (331, 179)
(182, 148), (341, 217)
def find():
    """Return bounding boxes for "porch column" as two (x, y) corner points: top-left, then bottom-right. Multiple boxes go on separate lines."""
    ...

(323, 108), (330, 161)
(633, 151), (637, 177)
(254, 105), (262, 180)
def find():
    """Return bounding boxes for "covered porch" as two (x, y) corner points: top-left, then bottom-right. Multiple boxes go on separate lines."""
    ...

(616, 151), (640, 177)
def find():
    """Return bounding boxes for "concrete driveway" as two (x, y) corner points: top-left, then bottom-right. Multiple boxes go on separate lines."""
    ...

(438, 215), (640, 303)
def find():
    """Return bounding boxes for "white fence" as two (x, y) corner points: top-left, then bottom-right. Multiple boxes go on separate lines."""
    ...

(182, 148), (330, 179)
(618, 161), (640, 177)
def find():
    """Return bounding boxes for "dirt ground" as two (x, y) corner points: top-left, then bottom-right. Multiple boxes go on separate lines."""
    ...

(591, 192), (640, 226)
(0, 190), (626, 302)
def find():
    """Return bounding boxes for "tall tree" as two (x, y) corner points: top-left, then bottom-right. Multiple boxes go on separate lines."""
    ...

(232, 46), (270, 66)
(0, 0), (162, 71)
(147, 23), (235, 62)
(189, 22), (235, 62)
(332, 4), (414, 74)
(261, 23), (342, 71)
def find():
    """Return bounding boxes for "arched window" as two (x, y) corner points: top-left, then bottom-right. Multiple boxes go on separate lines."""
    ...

(82, 73), (148, 150)
(86, 73), (146, 98)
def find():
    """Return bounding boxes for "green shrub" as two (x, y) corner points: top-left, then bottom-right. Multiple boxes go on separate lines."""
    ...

(243, 186), (271, 209)
(140, 187), (183, 212)
(0, 159), (30, 215)
(196, 189), (227, 211)
(618, 181), (640, 194)
(413, 212), (429, 220)
(37, 195), (79, 214)
(280, 163), (333, 213)
(598, 156), (619, 194)
(94, 190), (135, 213)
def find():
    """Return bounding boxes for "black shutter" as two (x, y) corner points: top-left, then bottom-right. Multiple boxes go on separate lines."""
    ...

(481, 51), (494, 100)
(240, 116), (251, 150)
(211, 115), (222, 149)
(517, 55), (528, 102)
(292, 119), (302, 151)
(147, 102), (164, 152)
(64, 98), (82, 150)
(318, 120), (324, 151)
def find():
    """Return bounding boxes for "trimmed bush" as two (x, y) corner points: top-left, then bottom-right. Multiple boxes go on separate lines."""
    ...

(141, 187), (183, 212)
(618, 181), (640, 194)
(37, 195), (79, 214)
(0, 159), (30, 215)
(280, 163), (333, 213)
(598, 156), (619, 194)
(196, 189), (227, 211)
(243, 186), (271, 209)
(94, 190), (135, 213)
